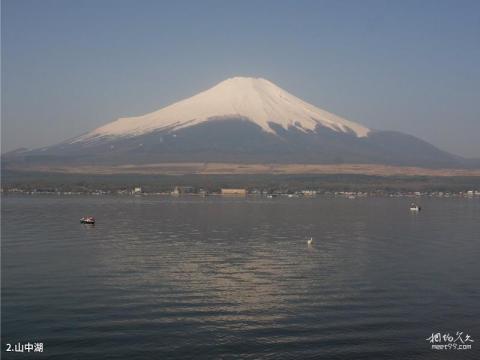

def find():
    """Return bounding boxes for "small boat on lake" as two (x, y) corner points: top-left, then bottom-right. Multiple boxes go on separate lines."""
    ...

(409, 203), (421, 212)
(80, 216), (95, 224)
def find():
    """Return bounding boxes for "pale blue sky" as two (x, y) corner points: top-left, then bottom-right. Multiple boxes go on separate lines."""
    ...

(2, 0), (479, 157)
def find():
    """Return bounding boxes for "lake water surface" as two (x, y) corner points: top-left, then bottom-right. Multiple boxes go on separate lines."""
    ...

(2, 195), (479, 359)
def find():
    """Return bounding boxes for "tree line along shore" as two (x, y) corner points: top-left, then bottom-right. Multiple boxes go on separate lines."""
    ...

(2, 170), (480, 196)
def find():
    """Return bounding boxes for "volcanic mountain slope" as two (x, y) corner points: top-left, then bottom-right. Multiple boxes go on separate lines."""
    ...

(3, 77), (469, 168)
(77, 76), (370, 140)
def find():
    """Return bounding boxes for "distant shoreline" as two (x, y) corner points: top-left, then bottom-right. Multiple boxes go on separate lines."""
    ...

(3, 167), (480, 195)
(5, 162), (480, 177)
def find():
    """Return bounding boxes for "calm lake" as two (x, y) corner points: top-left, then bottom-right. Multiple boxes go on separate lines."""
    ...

(2, 195), (479, 359)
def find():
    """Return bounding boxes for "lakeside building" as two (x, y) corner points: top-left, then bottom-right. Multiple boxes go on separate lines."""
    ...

(172, 186), (195, 196)
(132, 187), (142, 195)
(221, 188), (247, 196)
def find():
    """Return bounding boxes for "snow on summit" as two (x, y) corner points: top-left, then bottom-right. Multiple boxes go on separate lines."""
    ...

(79, 77), (370, 141)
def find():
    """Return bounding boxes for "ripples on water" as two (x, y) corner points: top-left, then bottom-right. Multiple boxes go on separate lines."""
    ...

(2, 196), (480, 359)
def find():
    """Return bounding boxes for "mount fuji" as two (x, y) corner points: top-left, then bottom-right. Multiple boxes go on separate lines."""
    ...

(3, 77), (470, 168)
(77, 76), (370, 140)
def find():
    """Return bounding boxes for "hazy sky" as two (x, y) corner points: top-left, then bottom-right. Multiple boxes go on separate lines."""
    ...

(2, 0), (479, 157)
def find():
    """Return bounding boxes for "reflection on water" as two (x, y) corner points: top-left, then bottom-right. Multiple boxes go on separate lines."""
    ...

(2, 195), (480, 359)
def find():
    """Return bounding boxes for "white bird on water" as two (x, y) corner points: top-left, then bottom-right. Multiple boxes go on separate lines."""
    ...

(307, 237), (313, 246)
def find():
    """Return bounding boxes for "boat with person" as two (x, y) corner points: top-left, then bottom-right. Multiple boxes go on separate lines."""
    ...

(80, 216), (95, 224)
(409, 203), (421, 212)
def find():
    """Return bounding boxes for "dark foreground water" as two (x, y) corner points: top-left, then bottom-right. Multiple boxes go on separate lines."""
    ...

(2, 195), (479, 359)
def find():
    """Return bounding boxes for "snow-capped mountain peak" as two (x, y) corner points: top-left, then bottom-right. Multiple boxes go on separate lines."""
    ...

(77, 76), (370, 141)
